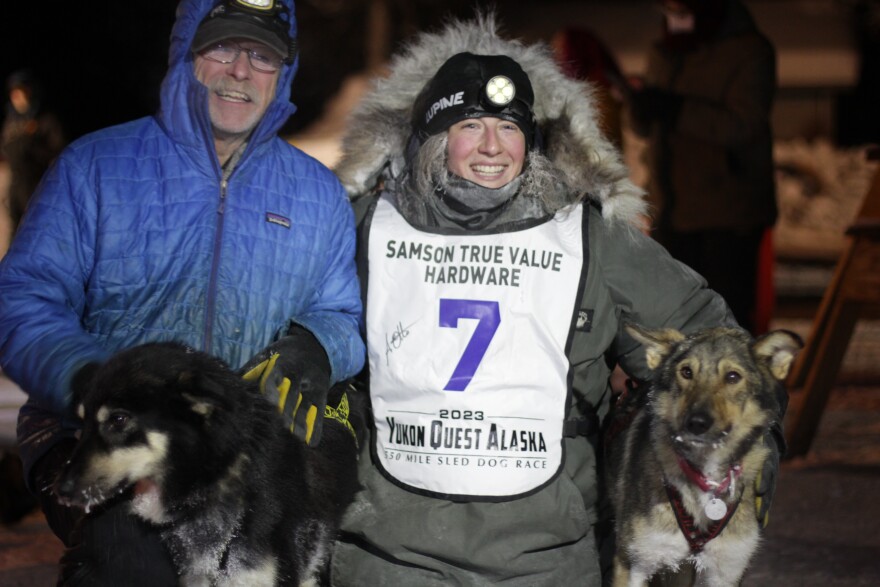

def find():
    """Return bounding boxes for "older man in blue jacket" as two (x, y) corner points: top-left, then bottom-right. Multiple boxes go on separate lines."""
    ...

(0, 0), (363, 583)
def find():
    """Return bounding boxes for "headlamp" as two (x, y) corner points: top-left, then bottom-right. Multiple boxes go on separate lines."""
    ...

(412, 52), (537, 148)
(485, 76), (515, 106)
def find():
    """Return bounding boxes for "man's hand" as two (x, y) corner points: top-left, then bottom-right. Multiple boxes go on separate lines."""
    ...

(241, 327), (331, 446)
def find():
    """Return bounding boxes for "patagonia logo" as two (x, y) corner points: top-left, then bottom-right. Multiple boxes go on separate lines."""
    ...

(265, 212), (291, 229)
(425, 91), (464, 125)
(576, 309), (594, 332)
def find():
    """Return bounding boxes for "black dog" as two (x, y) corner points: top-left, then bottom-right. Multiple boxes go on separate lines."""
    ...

(56, 342), (362, 586)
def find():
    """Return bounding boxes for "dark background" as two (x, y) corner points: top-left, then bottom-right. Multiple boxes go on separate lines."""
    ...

(1, 1), (178, 141)
(2, 0), (878, 145)
(0, 0), (484, 141)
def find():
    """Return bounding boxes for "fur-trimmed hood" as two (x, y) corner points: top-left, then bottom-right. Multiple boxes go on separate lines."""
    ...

(334, 13), (646, 226)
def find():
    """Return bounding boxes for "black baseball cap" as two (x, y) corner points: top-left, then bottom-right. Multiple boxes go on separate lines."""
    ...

(192, 0), (295, 64)
(411, 52), (537, 147)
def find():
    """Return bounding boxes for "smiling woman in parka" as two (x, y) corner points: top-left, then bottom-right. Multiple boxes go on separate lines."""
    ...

(329, 13), (743, 586)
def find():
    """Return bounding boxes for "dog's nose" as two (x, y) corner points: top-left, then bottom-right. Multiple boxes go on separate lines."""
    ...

(55, 474), (76, 499)
(685, 411), (713, 435)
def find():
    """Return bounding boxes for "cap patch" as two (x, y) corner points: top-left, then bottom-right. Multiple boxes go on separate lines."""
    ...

(425, 92), (464, 126)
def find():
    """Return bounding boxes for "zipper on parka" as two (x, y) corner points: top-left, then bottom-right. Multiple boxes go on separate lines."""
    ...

(203, 177), (228, 353)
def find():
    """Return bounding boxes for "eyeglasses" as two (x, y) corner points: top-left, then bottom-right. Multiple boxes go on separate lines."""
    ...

(198, 41), (283, 74)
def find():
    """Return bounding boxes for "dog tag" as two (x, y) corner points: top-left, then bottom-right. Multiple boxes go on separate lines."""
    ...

(704, 497), (728, 520)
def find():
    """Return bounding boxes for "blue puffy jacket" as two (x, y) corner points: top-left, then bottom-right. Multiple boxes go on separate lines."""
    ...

(0, 0), (364, 470)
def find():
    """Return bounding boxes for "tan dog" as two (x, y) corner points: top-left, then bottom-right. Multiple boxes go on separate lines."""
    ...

(607, 325), (801, 587)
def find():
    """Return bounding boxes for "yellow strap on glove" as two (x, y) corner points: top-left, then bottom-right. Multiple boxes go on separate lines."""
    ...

(242, 352), (289, 407)
(241, 329), (332, 447)
(242, 352), (320, 445)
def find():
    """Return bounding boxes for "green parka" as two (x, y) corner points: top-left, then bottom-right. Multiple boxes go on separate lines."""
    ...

(330, 14), (736, 586)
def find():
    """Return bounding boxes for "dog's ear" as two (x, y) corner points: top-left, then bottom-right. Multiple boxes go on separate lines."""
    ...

(178, 369), (233, 418)
(70, 362), (101, 410)
(752, 330), (804, 381)
(624, 323), (685, 370)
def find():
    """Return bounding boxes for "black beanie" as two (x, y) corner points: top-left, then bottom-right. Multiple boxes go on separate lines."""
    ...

(411, 52), (536, 147)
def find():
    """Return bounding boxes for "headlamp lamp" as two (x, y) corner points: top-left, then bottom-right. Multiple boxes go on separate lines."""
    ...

(231, 0), (280, 15)
(485, 76), (515, 106)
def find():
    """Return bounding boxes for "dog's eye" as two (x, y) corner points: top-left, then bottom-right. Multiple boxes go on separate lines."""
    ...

(107, 412), (130, 433)
(725, 371), (742, 384)
(679, 365), (693, 379)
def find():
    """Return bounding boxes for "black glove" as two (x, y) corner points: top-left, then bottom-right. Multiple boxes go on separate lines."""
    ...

(629, 86), (683, 127)
(241, 326), (331, 446)
(755, 423), (784, 529)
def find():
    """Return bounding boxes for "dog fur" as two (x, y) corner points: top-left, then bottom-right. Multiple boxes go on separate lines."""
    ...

(606, 325), (801, 587)
(55, 342), (362, 587)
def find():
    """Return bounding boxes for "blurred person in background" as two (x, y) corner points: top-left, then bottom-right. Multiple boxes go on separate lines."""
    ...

(552, 26), (627, 149)
(1, 69), (65, 231)
(627, 0), (777, 335)
(0, 70), (65, 529)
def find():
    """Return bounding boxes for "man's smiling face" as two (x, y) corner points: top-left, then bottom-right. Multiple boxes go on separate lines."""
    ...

(194, 37), (280, 145)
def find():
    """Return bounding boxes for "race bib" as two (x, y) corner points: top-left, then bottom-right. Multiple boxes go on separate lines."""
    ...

(366, 196), (586, 500)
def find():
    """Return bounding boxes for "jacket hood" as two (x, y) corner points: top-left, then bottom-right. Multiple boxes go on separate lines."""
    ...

(334, 13), (646, 226)
(715, 0), (761, 40)
(157, 0), (299, 168)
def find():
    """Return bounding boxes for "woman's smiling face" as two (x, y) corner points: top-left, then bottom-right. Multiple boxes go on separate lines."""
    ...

(446, 117), (526, 188)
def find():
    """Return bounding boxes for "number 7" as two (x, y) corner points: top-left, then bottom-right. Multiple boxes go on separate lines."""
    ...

(439, 299), (500, 391)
